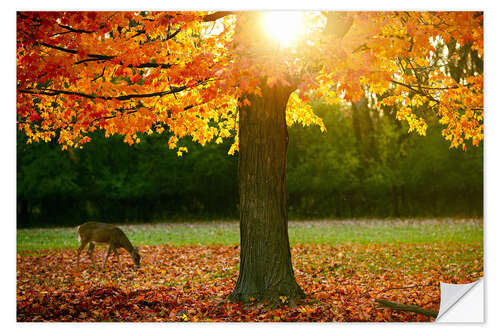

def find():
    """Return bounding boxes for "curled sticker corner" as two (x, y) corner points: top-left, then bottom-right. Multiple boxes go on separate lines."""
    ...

(436, 278), (483, 323)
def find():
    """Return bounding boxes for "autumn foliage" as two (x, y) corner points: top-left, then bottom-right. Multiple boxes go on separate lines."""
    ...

(17, 241), (482, 322)
(17, 11), (483, 151)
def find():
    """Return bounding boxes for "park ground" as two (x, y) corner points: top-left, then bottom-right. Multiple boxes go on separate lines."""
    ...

(17, 218), (483, 322)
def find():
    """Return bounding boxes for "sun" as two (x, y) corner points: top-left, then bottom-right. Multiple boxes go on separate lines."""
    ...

(262, 11), (304, 47)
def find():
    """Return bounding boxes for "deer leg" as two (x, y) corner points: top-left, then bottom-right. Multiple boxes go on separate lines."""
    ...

(87, 242), (96, 268)
(103, 244), (113, 270)
(77, 240), (88, 268)
(113, 248), (121, 270)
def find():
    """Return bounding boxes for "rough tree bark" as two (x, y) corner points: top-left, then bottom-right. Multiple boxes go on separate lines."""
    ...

(229, 81), (305, 303)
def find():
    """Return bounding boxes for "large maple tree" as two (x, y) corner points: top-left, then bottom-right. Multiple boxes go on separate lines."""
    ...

(17, 11), (483, 303)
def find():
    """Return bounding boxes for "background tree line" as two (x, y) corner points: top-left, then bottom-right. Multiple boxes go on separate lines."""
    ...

(17, 100), (483, 228)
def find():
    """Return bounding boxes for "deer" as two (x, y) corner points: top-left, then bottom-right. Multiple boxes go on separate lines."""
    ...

(76, 222), (140, 269)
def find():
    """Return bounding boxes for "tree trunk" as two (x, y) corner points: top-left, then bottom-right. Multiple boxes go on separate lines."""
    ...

(229, 81), (305, 303)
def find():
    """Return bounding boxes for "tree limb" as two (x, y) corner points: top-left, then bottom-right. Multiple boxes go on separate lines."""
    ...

(57, 24), (93, 34)
(18, 80), (210, 101)
(202, 11), (234, 22)
(322, 12), (354, 38)
(38, 42), (173, 69)
(375, 299), (438, 318)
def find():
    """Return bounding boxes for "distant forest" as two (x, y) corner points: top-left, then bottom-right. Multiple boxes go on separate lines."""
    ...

(17, 101), (483, 228)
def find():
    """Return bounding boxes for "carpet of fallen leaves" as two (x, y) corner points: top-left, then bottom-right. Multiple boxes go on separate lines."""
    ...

(17, 243), (482, 322)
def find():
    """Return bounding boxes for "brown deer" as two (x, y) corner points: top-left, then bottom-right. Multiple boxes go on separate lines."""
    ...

(76, 222), (140, 269)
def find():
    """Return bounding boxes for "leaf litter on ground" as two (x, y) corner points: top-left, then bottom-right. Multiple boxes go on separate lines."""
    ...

(17, 240), (482, 322)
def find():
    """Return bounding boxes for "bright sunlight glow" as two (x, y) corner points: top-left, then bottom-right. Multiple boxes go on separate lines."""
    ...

(262, 11), (304, 47)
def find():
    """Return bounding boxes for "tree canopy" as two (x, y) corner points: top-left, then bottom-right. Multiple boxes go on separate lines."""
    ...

(17, 11), (483, 151)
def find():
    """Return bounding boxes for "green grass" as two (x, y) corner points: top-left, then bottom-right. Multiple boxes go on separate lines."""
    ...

(17, 218), (483, 253)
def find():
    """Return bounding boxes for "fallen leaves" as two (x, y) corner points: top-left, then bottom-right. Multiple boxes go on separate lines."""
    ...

(17, 242), (482, 322)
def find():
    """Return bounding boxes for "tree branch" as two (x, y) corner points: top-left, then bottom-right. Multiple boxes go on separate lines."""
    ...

(322, 12), (354, 38)
(57, 24), (93, 34)
(39, 42), (78, 55)
(38, 42), (173, 69)
(97, 102), (199, 122)
(18, 80), (210, 101)
(375, 299), (438, 318)
(390, 80), (420, 93)
(202, 11), (234, 22)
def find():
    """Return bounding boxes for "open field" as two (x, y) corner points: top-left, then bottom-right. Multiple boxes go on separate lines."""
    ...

(17, 218), (483, 252)
(17, 218), (483, 322)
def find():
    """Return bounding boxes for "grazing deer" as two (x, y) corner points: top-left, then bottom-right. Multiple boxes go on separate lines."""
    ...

(76, 222), (140, 269)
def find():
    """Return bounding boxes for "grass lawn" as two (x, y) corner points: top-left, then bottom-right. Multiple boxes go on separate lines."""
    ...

(17, 218), (483, 252)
